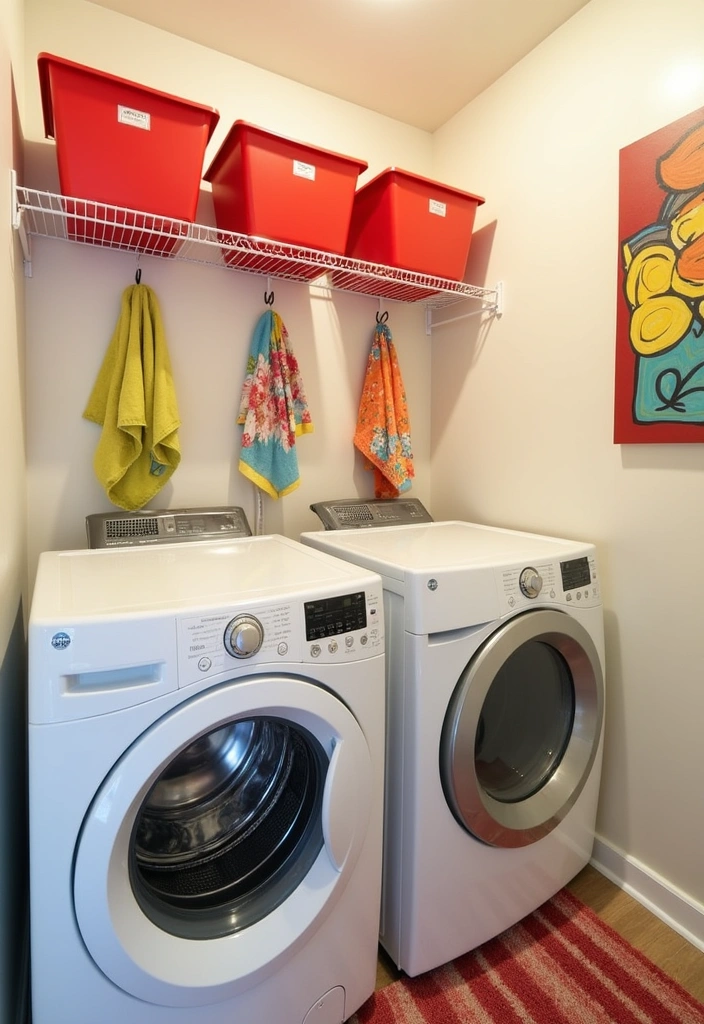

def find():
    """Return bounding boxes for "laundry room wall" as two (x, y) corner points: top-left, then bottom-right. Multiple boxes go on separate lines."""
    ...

(0, 0), (29, 1021)
(431, 0), (704, 945)
(21, 0), (434, 582)
(19, 0), (704, 968)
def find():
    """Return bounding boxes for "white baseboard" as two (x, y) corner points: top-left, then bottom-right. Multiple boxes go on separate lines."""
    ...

(591, 836), (704, 953)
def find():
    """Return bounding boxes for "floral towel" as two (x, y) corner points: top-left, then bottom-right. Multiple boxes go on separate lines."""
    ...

(237, 309), (313, 499)
(353, 321), (414, 498)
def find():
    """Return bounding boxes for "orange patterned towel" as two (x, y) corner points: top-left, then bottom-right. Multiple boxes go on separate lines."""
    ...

(354, 321), (414, 498)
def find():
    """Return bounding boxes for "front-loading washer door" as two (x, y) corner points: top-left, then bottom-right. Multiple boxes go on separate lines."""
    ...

(73, 675), (373, 1008)
(440, 609), (603, 849)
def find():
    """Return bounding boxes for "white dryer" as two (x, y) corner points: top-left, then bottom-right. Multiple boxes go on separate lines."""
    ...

(28, 535), (384, 1024)
(301, 504), (605, 977)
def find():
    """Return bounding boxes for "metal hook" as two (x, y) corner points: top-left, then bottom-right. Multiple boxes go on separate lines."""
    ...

(135, 255), (142, 285)
(375, 310), (389, 324)
(264, 290), (275, 306)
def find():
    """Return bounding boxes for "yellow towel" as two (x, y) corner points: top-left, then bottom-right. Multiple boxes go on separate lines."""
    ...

(83, 283), (181, 510)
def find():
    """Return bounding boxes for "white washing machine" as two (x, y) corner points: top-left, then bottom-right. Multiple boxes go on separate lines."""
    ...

(28, 534), (385, 1024)
(301, 500), (605, 977)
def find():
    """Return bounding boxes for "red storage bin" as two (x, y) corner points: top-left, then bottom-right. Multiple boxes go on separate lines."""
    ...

(345, 167), (485, 280)
(204, 121), (368, 275)
(38, 53), (219, 252)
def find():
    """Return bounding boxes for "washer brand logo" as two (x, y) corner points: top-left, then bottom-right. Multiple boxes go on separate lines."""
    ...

(51, 632), (71, 650)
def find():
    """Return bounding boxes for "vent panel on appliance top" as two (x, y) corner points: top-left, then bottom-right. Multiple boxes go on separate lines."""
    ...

(310, 497), (433, 530)
(105, 518), (160, 539)
(334, 506), (374, 523)
(85, 506), (252, 548)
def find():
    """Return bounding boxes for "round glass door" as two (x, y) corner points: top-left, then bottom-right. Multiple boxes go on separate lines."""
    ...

(440, 609), (603, 848)
(73, 675), (375, 1006)
(131, 716), (327, 939)
(475, 640), (574, 803)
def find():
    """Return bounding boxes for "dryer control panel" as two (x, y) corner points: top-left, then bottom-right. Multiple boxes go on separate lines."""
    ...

(498, 553), (600, 615)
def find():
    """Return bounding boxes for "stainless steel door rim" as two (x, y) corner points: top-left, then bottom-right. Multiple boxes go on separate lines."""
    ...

(440, 609), (604, 849)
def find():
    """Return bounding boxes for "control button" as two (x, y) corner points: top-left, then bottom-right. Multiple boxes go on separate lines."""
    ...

(508, 596), (515, 607)
(360, 635), (368, 646)
(576, 592), (582, 600)
(224, 614), (264, 659)
(198, 656), (212, 672)
(566, 593), (572, 602)
(311, 644), (321, 658)
(345, 636), (354, 648)
(328, 641), (339, 654)
(277, 642), (289, 656)
(519, 567), (543, 599)
(550, 589), (556, 598)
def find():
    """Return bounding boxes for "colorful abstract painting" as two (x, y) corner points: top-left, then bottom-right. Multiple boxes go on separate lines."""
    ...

(615, 106), (704, 443)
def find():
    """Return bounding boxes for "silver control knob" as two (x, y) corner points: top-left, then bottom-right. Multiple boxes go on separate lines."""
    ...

(224, 614), (264, 658)
(519, 567), (543, 599)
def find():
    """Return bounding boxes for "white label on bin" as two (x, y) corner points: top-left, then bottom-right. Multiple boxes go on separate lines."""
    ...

(429, 199), (447, 217)
(117, 105), (151, 131)
(293, 160), (316, 181)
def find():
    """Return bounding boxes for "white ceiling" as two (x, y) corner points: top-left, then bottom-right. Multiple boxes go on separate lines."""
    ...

(87, 0), (590, 131)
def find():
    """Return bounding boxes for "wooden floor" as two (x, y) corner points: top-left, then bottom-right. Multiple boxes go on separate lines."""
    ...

(567, 865), (704, 1003)
(375, 864), (704, 1003)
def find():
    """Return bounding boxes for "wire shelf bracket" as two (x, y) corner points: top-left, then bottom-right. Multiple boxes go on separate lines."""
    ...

(11, 171), (33, 278)
(11, 178), (503, 331)
(425, 280), (503, 334)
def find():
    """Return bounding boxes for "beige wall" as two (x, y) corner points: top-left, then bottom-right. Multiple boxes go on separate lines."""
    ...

(0, 0), (28, 1018)
(2, 0), (26, 660)
(22, 0), (434, 582)
(432, 0), (704, 941)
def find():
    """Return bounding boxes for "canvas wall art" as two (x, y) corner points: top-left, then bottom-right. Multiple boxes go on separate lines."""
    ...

(615, 105), (704, 443)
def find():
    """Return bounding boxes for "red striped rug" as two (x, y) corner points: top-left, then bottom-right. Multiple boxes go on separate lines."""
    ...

(351, 888), (704, 1024)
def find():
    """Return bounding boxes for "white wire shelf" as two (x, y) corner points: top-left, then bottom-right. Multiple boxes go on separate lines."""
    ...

(11, 178), (502, 325)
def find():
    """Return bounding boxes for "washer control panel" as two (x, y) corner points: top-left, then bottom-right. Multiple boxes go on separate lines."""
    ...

(499, 553), (600, 614)
(177, 586), (383, 685)
(304, 591), (367, 640)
